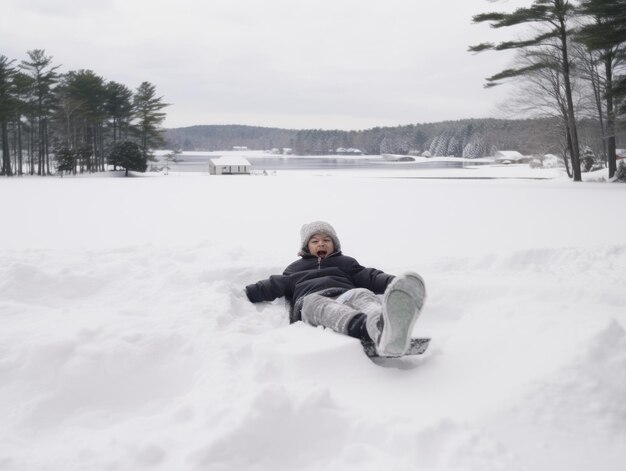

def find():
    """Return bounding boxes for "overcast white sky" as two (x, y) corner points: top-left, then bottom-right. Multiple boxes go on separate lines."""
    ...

(2, 0), (531, 130)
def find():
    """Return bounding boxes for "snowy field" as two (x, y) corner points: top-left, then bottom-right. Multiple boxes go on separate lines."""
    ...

(1, 170), (625, 471)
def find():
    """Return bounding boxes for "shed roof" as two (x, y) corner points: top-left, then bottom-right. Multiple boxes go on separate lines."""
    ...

(495, 150), (524, 160)
(210, 156), (251, 166)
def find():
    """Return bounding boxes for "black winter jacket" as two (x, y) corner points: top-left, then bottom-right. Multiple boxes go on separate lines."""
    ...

(245, 251), (394, 323)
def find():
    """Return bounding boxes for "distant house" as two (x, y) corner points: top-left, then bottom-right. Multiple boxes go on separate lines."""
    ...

(494, 150), (525, 164)
(617, 149), (626, 160)
(336, 147), (363, 155)
(209, 156), (251, 175)
(269, 148), (292, 155)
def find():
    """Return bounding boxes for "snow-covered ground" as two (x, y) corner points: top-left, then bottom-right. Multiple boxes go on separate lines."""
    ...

(1, 169), (625, 471)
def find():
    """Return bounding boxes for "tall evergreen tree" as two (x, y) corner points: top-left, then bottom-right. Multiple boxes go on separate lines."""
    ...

(20, 49), (59, 175)
(11, 71), (32, 176)
(57, 70), (108, 172)
(576, 0), (626, 178)
(0, 55), (16, 176)
(469, 0), (583, 181)
(133, 81), (168, 161)
(54, 73), (86, 151)
(446, 135), (461, 157)
(106, 81), (133, 145)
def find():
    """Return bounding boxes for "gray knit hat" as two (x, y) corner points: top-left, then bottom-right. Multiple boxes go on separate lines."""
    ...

(299, 221), (341, 255)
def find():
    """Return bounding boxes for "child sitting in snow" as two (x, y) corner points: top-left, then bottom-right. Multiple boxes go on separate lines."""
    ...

(244, 221), (426, 356)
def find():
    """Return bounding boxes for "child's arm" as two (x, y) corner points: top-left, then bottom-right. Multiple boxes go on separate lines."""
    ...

(244, 274), (288, 303)
(348, 258), (395, 294)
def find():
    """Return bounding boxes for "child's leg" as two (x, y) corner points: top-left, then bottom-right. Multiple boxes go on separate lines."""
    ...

(301, 293), (361, 335)
(336, 288), (382, 317)
(336, 288), (384, 342)
(302, 274), (427, 356)
(301, 288), (383, 341)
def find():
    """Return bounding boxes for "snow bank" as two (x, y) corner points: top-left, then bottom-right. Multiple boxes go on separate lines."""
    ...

(1, 174), (625, 470)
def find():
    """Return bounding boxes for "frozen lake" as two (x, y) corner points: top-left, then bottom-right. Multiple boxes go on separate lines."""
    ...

(154, 152), (479, 172)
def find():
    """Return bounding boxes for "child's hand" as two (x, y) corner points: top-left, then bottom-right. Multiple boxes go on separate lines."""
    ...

(230, 285), (248, 300)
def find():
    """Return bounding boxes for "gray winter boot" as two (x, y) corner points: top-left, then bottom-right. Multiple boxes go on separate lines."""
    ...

(376, 272), (426, 357)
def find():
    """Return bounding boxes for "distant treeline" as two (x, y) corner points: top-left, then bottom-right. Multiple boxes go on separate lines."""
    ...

(164, 118), (623, 159)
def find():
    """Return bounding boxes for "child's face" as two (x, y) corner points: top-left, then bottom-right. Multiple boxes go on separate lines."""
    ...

(307, 233), (335, 259)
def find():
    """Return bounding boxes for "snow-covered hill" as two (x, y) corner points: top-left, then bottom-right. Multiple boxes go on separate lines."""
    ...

(1, 173), (625, 470)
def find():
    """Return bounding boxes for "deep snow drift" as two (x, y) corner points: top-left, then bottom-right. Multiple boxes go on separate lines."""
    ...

(1, 171), (625, 471)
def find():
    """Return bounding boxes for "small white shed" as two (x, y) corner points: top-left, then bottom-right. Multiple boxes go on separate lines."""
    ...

(209, 156), (251, 175)
(494, 150), (525, 163)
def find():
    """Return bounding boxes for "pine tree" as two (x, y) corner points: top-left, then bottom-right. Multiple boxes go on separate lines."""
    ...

(576, 0), (626, 178)
(463, 136), (487, 158)
(20, 49), (59, 175)
(615, 160), (626, 181)
(411, 129), (427, 154)
(107, 141), (146, 177)
(56, 70), (108, 172)
(11, 72), (32, 175)
(106, 81), (133, 144)
(54, 145), (77, 175)
(446, 136), (461, 157)
(581, 145), (595, 171)
(133, 82), (168, 161)
(435, 133), (450, 156)
(428, 134), (441, 156)
(470, 0), (584, 181)
(0, 55), (16, 176)
(379, 136), (393, 154)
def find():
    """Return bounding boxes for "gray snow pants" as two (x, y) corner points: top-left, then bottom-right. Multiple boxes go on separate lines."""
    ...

(300, 288), (382, 336)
